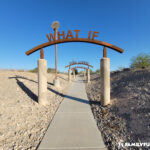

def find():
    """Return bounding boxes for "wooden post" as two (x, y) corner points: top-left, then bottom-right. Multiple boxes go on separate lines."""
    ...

(103, 47), (107, 58)
(40, 48), (44, 59)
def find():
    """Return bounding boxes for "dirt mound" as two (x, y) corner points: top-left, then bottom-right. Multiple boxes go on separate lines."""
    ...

(0, 70), (71, 150)
(86, 69), (150, 150)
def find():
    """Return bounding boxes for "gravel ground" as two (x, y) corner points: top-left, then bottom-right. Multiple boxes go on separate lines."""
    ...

(0, 70), (71, 150)
(86, 69), (150, 150)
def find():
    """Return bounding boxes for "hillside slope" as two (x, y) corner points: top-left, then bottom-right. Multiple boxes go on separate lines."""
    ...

(86, 69), (150, 150)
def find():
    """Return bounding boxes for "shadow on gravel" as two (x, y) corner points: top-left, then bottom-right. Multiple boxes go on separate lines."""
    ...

(16, 78), (38, 102)
(89, 100), (101, 106)
(9, 75), (54, 86)
(9, 76), (38, 102)
(16, 79), (38, 102)
(9, 76), (37, 83)
(9, 76), (90, 105)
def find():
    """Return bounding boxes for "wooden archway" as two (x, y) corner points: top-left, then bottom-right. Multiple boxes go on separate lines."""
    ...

(25, 38), (124, 55)
(65, 61), (93, 69)
(25, 29), (124, 106)
(71, 66), (88, 70)
(69, 66), (90, 83)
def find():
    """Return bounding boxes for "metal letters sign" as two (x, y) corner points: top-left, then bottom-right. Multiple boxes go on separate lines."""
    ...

(25, 29), (124, 55)
(46, 30), (99, 42)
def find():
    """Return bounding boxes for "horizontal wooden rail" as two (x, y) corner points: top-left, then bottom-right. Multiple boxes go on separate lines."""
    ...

(25, 38), (124, 55)
(71, 66), (88, 70)
(65, 62), (93, 68)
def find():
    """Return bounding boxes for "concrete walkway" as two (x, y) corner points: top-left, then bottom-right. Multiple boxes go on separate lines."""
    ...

(38, 77), (107, 150)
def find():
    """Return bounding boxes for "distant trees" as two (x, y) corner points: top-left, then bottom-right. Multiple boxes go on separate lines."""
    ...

(29, 67), (38, 73)
(130, 53), (150, 69)
(29, 68), (58, 73)
(90, 69), (93, 74)
(75, 69), (78, 75)
(72, 69), (78, 75)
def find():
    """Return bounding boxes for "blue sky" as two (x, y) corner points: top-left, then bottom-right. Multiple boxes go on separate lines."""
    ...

(0, 0), (150, 72)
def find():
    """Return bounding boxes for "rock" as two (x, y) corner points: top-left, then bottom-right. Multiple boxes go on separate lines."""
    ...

(0, 132), (3, 136)
(101, 108), (107, 115)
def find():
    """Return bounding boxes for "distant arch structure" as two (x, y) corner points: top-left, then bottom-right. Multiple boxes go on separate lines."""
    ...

(65, 61), (93, 69)
(66, 63), (91, 83)
(71, 66), (88, 70)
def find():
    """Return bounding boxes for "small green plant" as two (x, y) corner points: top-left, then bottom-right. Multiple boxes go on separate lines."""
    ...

(130, 53), (150, 69)
(29, 67), (38, 73)
(29, 67), (57, 73)
(75, 69), (78, 75)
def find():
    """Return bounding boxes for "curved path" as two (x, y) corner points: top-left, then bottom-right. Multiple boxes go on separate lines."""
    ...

(38, 77), (107, 150)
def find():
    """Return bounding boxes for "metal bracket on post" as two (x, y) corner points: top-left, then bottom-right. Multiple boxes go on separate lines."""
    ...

(40, 48), (44, 59)
(103, 47), (107, 58)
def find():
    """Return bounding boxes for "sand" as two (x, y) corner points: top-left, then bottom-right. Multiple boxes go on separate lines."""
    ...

(0, 70), (71, 150)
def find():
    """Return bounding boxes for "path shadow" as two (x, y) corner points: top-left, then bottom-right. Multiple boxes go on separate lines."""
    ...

(47, 87), (89, 104)
(65, 95), (89, 104)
